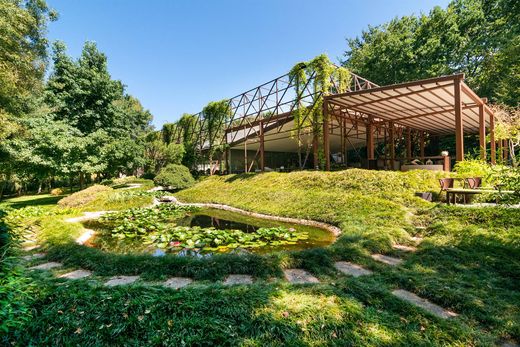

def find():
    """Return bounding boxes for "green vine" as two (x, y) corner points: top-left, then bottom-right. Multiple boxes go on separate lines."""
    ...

(289, 54), (351, 168)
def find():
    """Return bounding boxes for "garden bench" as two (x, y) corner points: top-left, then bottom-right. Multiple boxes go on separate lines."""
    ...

(446, 188), (514, 205)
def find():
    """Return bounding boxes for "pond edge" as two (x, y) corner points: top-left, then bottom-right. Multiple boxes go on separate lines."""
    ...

(163, 196), (342, 237)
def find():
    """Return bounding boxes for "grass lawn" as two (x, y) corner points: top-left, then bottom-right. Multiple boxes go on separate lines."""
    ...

(1, 170), (519, 346)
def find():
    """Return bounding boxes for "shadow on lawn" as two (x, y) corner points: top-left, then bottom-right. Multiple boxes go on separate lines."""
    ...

(0, 195), (65, 209)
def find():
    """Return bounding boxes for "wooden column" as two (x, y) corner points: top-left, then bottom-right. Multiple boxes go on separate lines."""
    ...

(244, 128), (248, 173)
(406, 127), (412, 160)
(420, 131), (425, 158)
(454, 78), (464, 162)
(503, 139), (509, 163)
(478, 104), (486, 160)
(259, 120), (265, 171)
(489, 109), (496, 164)
(366, 118), (374, 160)
(389, 122), (395, 169)
(323, 101), (330, 171)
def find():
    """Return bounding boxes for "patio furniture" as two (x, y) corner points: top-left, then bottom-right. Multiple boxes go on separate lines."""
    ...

(438, 178), (454, 200)
(446, 188), (515, 205)
(464, 177), (482, 189)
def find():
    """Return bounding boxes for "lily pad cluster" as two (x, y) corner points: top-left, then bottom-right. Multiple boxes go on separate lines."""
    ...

(144, 226), (308, 251)
(98, 204), (308, 251)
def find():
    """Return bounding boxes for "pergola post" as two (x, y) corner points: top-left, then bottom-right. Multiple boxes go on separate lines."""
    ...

(479, 104), (486, 160)
(323, 100), (330, 171)
(366, 117), (374, 161)
(259, 120), (265, 171)
(490, 109), (496, 164)
(406, 127), (412, 160)
(389, 121), (395, 169)
(454, 77), (464, 162)
(420, 131), (425, 158)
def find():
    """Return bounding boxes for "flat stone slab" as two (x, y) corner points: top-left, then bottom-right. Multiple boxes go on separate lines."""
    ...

(59, 269), (92, 280)
(21, 253), (46, 261)
(76, 228), (95, 245)
(223, 274), (253, 285)
(104, 275), (139, 287)
(163, 277), (193, 289)
(392, 244), (417, 252)
(284, 269), (319, 284)
(334, 261), (373, 277)
(371, 254), (403, 266)
(65, 211), (112, 223)
(29, 262), (62, 270)
(23, 244), (40, 251)
(392, 289), (458, 319)
(411, 236), (424, 244)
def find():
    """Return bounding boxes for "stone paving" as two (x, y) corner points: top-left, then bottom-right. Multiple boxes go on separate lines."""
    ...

(392, 244), (417, 252)
(22, 253), (46, 261)
(104, 275), (140, 287)
(29, 262), (62, 270)
(392, 289), (458, 319)
(224, 274), (253, 285)
(163, 277), (193, 289)
(334, 261), (372, 277)
(284, 269), (320, 284)
(371, 254), (403, 266)
(59, 269), (92, 280)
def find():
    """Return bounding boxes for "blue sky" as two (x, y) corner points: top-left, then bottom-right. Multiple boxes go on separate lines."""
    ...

(46, 0), (450, 128)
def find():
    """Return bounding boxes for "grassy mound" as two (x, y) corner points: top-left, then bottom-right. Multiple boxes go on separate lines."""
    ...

(176, 169), (447, 251)
(58, 185), (113, 208)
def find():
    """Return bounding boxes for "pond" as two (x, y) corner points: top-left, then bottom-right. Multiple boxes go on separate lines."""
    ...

(85, 205), (336, 256)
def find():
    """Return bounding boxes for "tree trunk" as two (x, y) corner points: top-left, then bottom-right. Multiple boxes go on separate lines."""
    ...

(79, 172), (85, 190)
(37, 181), (42, 194)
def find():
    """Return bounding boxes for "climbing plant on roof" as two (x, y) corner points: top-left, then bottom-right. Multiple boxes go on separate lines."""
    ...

(289, 54), (351, 168)
(202, 100), (231, 172)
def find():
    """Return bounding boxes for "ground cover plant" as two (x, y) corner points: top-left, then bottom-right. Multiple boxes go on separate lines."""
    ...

(1, 170), (519, 346)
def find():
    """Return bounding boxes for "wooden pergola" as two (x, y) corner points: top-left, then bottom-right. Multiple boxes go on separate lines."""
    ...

(322, 74), (496, 170)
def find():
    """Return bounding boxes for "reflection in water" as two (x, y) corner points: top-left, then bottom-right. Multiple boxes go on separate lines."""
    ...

(178, 214), (259, 233)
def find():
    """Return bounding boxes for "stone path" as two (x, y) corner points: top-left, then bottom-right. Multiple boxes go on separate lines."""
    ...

(284, 269), (320, 284)
(392, 289), (458, 319)
(163, 277), (193, 289)
(59, 269), (92, 280)
(65, 211), (113, 223)
(104, 275), (140, 287)
(29, 262), (62, 270)
(224, 274), (253, 285)
(22, 253), (46, 261)
(371, 254), (403, 266)
(334, 261), (372, 277)
(392, 244), (417, 252)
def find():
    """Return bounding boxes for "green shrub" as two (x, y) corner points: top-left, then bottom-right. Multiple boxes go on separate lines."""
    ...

(154, 164), (194, 190)
(58, 185), (113, 208)
(453, 159), (492, 182)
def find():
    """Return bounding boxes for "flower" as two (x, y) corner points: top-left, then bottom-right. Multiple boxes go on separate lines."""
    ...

(170, 241), (181, 247)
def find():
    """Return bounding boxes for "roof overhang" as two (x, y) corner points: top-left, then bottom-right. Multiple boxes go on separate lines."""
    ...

(325, 74), (493, 135)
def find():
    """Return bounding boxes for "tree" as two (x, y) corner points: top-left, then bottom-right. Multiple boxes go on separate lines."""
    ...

(343, 0), (519, 106)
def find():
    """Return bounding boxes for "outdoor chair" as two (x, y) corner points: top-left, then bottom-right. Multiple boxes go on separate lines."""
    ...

(464, 177), (482, 189)
(438, 178), (454, 201)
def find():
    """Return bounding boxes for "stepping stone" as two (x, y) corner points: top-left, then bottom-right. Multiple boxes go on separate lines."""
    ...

(223, 274), (253, 286)
(392, 289), (458, 319)
(371, 254), (403, 266)
(501, 340), (519, 347)
(163, 277), (193, 289)
(392, 244), (417, 252)
(104, 275), (139, 287)
(284, 269), (319, 284)
(334, 261), (372, 277)
(29, 262), (62, 270)
(411, 236), (423, 244)
(21, 253), (46, 261)
(23, 244), (40, 251)
(59, 269), (92, 280)
(76, 228), (95, 245)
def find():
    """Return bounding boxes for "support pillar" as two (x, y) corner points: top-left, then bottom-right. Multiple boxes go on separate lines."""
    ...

(454, 78), (464, 162)
(323, 101), (330, 171)
(366, 119), (375, 161)
(406, 127), (412, 160)
(389, 122), (395, 169)
(479, 104), (486, 160)
(259, 121), (265, 171)
(490, 110), (496, 164)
